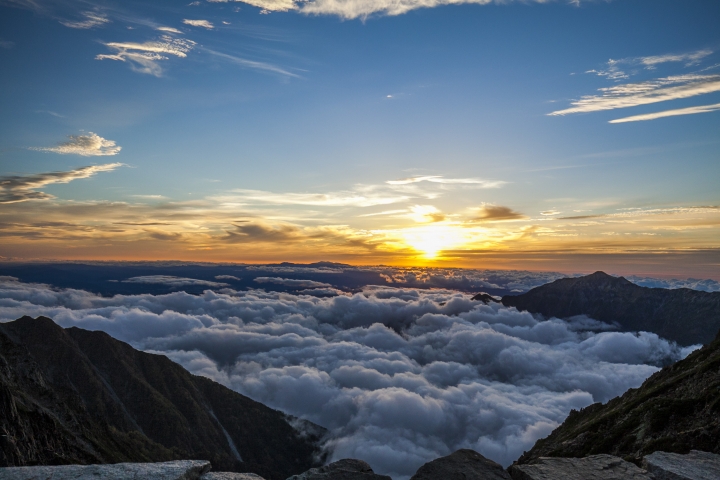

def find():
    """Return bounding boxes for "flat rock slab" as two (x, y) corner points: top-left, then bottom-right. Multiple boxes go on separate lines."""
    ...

(643, 450), (720, 480)
(0, 460), (211, 480)
(410, 449), (511, 480)
(201, 473), (265, 480)
(285, 459), (391, 480)
(509, 455), (653, 480)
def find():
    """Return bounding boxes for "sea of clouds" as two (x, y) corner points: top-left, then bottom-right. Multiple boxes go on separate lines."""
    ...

(0, 276), (699, 479)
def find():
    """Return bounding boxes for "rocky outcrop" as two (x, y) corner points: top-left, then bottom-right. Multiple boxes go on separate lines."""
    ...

(471, 293), (500, 304)
(0, 460), (212, 480)
(509, 454), (653, 479)
(643, 450), (720, 480)
(285, 459), (391, 480)
(0, 316), (325, 480)
(410, 449), (510, 479)
(514, 330), (720, 465)
(501, 271), (720, 346)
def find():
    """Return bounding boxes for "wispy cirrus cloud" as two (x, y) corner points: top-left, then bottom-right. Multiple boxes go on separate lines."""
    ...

(31, 132), (121, 156)
(203, 48), (299, 78)
(59, 10), (109, 29)
(157, 26), (183, 34)
(0, 164), (123, 204)
(586, 49), (714, 81)
(96, 35), (196, 76)
(387, 175), (505, 188)
(639, 49), (713, 69)
(223, 189), (409, 207)
(609, 102), (720, 123)
(550, 74), (720, 116)
(183, 19), (214, 29)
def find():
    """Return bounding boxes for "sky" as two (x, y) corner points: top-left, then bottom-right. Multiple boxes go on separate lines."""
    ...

(1, 0), (719, 277)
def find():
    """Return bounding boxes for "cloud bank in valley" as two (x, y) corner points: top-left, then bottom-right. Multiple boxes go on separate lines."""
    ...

(0, 276), (696, 478)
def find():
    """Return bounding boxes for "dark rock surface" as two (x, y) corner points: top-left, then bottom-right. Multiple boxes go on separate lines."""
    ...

(0, 316), (325, 480)
(471, 293), (500, 304)
(643, 450), (720, 480)
(514, 330), (720, 466)
(410, 449), (511, 479)
(285, 459), (391, 480)
(501, 271), (720, 346)
(508, 454), (653, 479)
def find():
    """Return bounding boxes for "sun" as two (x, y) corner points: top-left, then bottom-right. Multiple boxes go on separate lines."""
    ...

(400, 225), (468, 259)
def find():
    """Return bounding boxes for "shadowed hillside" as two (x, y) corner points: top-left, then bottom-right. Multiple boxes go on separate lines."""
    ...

(514, 329), (720, 466)
(0, 316), (325, 480)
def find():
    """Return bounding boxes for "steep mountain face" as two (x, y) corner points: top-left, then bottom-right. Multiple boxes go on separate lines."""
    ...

(514, 329), (720, 466)
(501, 271), (720, 346)
(0, 316), (325, 480)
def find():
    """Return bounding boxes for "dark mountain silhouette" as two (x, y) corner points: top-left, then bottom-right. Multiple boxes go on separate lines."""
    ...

(0, 316), (325, 480)
(501, 271), (720, 346)
(514, 329), (720, 466)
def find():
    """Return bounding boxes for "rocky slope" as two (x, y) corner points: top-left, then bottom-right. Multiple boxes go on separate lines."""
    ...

(513, 328), (720, 466)
(501, 271), (720, 346)
(0, 316), (325, 479)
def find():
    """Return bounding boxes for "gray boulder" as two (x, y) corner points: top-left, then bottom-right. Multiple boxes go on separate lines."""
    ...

(643, 450), (720, 480)
(201, 473), (266, 480)
(508, 455), (653, 479)
(410, 449), (511, 480)
(0, 460), (211, 480)
(285, 459), (391, 480)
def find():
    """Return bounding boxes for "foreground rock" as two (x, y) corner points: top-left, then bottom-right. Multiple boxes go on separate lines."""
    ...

(509, 455), (653, 479)
(0, 460), (212, 480)
(643, 450), (720, 480)
(501, 271), (720, 346)
(0, 316), (324, 480)
(410, 449), (511, 480)
(285, 459), (391, 480)
(203, 473), (266, 480)
(514, 329), (720, 465)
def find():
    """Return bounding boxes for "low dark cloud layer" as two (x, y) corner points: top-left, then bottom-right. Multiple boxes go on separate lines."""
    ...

(0, 277), (696, 478)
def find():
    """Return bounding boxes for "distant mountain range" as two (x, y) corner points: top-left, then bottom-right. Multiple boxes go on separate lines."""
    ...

(514, 326), (720, 466)
(0, 316), (324, 480)
(501, 271), (720, 346)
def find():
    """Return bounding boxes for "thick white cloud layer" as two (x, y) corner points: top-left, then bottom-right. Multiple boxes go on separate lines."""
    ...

(0, 277), (696, 479)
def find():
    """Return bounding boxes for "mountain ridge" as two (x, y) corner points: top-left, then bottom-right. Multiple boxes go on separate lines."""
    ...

(501, 271), (720, 346)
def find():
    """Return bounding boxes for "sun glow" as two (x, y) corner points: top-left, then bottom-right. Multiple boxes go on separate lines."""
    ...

(400, 225), (470, 259)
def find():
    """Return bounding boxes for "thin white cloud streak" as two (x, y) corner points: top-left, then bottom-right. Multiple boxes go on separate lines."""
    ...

(122, 275), (229, 287)
(609, 102), (720, 123)
(387, 176), (505, 188)
(550, 75), (720, 116)
(157, 26), (183, 34)
(586, 50), (714, 80)
(31, 132), (121, 156)
(96, 35), (196, 77)
(222, 189), (410, 207)
(183, 19), (215, 29)
(202, 48), (299, 78)
(640, 49), (713, 68)
(254, 277), (333, 288)
(0, 163), (123, 204)
(60, 11), (109, 29)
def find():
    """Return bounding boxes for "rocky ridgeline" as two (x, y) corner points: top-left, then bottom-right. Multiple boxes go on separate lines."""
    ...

(3, 449), (720, 479)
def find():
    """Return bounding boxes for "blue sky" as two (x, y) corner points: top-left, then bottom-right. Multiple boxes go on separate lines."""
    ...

(0, 0), (719, 276)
